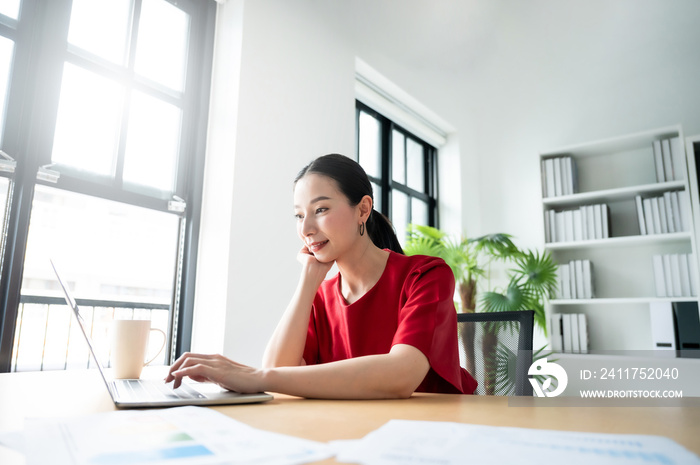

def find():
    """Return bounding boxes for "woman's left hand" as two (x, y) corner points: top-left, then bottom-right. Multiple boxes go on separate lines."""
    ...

(165, 352), (266, 393)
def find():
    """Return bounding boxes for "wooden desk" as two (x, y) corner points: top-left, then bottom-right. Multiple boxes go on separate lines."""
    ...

(1, 369), (699, 464)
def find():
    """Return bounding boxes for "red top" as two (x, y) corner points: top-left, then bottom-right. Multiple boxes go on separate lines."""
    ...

(303, 251), (477, 394)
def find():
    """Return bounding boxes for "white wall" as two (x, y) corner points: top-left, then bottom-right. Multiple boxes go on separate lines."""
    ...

(465, 0), (700, 249)
(195, 0), (700, 364)
(194, 0), (355, 364)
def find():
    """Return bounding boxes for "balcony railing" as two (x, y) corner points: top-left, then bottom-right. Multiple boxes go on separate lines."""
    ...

(11, 295), (170, 372)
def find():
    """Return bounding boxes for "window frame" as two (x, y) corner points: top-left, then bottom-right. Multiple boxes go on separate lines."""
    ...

(0, 0), (216, 372)
(355, 100), (439, 236)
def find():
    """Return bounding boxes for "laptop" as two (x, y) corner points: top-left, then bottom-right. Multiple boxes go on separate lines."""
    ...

(50, 260), (273, 408)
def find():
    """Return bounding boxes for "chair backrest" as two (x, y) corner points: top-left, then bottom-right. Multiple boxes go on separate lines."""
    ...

(457, 310), (534, 396)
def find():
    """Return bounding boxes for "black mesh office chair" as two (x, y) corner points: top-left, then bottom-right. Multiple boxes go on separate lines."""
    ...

(457, 310), (534, 396)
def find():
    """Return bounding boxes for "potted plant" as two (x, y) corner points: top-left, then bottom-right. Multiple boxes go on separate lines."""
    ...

(404, 224), (558, 394)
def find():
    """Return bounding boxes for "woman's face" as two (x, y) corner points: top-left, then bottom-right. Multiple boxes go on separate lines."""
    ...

(293, 173), (362, 262)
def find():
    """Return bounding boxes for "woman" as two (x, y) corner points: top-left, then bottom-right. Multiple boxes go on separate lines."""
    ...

(166, 154), (477, 398)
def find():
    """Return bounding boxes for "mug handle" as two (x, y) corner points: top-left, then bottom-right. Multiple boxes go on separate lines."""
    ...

(144, 328), (167, 366)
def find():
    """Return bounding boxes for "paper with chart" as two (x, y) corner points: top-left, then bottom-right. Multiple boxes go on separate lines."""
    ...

(23, 406), (332, 465)
(332, 419), (700, 465)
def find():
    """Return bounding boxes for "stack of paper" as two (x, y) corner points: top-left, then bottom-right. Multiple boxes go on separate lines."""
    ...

(332, 419), (699, 465)
(1, 406), (332, 465)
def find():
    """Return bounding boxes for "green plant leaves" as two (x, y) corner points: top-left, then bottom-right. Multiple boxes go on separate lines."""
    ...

(404, 224), (559, 335)
(469, 233), (522, 261)
(511, 249), (558, 298)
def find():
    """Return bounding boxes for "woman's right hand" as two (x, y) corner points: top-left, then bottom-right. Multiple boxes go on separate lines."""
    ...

(297, 245), (333, 288)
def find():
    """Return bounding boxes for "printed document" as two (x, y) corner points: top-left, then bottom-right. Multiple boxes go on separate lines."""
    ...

(21, 406), (332, 465)
(332, 419), (700, 465)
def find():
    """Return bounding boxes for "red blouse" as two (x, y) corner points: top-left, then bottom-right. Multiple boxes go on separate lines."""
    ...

(303, 251), (477, 394)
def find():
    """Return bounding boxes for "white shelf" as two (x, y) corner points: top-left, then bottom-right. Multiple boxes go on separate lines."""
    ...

(545, 232), (691, 250)
(551, 296), (698, 305)
(543, 180), (685, 208)
(540, 125), (680, 159)
(540, 125), (700, 356)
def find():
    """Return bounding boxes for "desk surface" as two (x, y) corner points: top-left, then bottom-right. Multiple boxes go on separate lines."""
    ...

(1, 369), (699, 464)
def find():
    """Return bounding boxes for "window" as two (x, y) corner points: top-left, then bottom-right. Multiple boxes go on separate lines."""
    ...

(0, 0), (215, 372)
(356, 101), (438, 246)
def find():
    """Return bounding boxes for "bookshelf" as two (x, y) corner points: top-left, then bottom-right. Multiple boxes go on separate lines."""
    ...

(540, 125), (700, 355)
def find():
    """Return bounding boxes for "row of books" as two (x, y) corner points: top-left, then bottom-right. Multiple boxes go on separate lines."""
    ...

(635, 191), (690, 236)
(541, 156), (577, 198)
(653, 137), (685, 183)
(551, 313), (588, 354)
(652, 254), (698, 298)
(544, 204), (610, 243)
(649, 301), (700, 356)
(556, 260), (594, 300)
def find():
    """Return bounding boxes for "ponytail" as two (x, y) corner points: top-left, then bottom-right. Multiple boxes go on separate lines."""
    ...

(367, 209), (404, 255)
(295, 154), (404, 255)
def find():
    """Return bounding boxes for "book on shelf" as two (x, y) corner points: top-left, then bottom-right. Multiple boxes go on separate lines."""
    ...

(635, 195), (646, 235)
(679, 254), (692, 297)
(670, 137), (685, 180)
(652, 136), (685, 182)
(658, 196), (669, 234)
(661, 139), (674, 182)
(541, 155), (577, 198)
(679, 190), (691, 231)
(570, 313), (581, 353)
(635, 191), (688, 235)
(550, 314), (563, 352)
(558, 263), (571, 299)
(670, 191), (682, 232)
(652, 254), (667, 297)
(562, 314), (573, 353)
(663, 254), (674, 297)
(544, 158), (555, 198)
(546, 203), (611, 243)
(653, 140), (664, 182)
(601, 204), (610, 238)
(552, 313), (588, 354)
(649, 301), (676, 350)
(649, 301), (700, 356)
(556, 259), (594, 300)
(651, 197), (662, 234)
(585, 205), (595, 239)
(553, 157), (562, 196)
(652, 253), (697, 297)
(563, 210), (574, 242)
(689, 255), (699, 297)
(673, 301), (700, 358)
(669, 254), (682, 297)
(662, 193), (674, 233)
(578, 313), (588, 354)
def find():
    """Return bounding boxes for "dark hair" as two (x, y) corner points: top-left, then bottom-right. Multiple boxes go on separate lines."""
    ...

(294, 154), (404, 254)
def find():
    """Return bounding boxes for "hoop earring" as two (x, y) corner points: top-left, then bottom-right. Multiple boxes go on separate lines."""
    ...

(359, 222), (365, 236)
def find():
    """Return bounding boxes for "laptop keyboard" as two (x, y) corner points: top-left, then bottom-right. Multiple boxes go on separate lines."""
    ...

(112, 379), (207, 402)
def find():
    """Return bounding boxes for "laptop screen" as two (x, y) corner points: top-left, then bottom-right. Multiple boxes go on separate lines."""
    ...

(50, 259), (114, 389)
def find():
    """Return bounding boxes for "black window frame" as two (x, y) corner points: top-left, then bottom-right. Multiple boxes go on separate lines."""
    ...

(355, 100), (439, 236)
(0, 0), (216, 372)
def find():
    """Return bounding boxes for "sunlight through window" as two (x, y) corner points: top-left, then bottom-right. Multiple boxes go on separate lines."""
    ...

(51, 64), (124, 176)
(0, 37), (14, 147)
(123, 91), (181, 192)
(135, 0), (189, 92)
(67, 0), (131, 65)
(0, 0), (20, 20)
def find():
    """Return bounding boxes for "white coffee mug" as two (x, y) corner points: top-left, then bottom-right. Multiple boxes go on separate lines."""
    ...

(110, 320), (166, 379)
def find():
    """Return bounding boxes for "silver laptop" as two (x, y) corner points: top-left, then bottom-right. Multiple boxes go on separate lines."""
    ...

(50, 260), (273, 408)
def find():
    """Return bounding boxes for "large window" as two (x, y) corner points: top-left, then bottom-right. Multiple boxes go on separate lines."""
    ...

(356, 101), (438, 246)
(0, 0), (215, 372)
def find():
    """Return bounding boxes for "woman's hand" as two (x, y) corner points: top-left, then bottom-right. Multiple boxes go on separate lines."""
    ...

(165, 352), (266, 393)
(297, 245), (334, 288)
